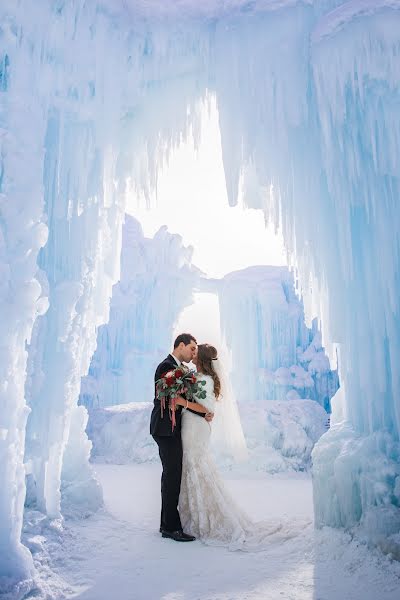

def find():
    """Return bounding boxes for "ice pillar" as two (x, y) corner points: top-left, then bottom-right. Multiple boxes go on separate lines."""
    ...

(214, 3), (400, 537)
(0, 2), (48, 591)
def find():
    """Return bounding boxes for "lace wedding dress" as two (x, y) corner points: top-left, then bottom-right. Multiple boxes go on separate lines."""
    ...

(179, 374), (298, 551)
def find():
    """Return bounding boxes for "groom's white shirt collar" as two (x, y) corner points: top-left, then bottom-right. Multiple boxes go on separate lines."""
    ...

(170, 353), (181, 366)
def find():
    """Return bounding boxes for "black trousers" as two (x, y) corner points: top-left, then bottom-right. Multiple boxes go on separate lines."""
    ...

(152, 434), (183, 532)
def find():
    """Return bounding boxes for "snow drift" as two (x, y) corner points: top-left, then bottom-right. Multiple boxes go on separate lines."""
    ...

(87, 399), (328, 473)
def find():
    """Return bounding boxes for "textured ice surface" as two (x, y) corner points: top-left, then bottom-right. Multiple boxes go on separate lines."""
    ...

(87, 398), (328, 472)
(218, 266), (339, 410)
(1, 0), (400, 593)
(0, 0), (207, 592)
(212, 1), (400, 540)
(79, 215), (200, 410)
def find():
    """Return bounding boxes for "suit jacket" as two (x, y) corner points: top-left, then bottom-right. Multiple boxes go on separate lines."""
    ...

(150, 354), (206, 437)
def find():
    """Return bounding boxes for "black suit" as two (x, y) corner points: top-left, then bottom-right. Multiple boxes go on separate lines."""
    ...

(150, 354), (205, 532)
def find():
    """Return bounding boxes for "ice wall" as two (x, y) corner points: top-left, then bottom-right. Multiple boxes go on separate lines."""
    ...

(213, 1), (400, 538)
(218, 266), (338, 410)
(1, 0), (400, 592)
(20, 1), (133, 524)
(0, 5), (48, 590)
(311, 4), (400, 539)
(86, 398), (328, 473)
(0, 0), (210, 593)
(79, 215), (200, 410)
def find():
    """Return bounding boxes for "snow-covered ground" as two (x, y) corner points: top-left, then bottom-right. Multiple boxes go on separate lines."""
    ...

(25, 464), (400, 600)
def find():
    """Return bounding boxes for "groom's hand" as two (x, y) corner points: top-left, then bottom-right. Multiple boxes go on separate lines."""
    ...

(205, 412), (214, 422)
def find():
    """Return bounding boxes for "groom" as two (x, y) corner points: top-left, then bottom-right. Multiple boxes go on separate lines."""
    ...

(150, 333), (213, 542)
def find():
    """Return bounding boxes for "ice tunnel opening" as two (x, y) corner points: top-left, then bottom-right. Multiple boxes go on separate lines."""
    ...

(130, 96), (288, 278)
(81, 96), (337, 477)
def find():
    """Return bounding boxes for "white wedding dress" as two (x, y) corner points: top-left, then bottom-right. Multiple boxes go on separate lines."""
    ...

(179, 374), (296, 551)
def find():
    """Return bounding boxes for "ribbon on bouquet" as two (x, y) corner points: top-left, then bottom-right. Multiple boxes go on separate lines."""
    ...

(160, 395), (178, 431)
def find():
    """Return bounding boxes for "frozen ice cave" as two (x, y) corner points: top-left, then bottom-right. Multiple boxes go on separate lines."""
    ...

(0, 0), (399, 594)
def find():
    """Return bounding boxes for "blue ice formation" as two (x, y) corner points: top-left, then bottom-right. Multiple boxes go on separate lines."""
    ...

(79, 215), (200, 410)
(212, 3), (400, 543)
(218, 266), (339, 411)
(86, 397), (328, 474)
(0, 0), (399, 594)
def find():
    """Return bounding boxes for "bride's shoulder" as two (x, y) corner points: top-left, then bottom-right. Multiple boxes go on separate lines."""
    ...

(196, 373), (214, 390)
(194, 374), (216, 403)
(196, 373), (212, 381)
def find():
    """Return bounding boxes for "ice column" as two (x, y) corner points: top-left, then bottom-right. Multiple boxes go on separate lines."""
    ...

(0, 2), (51, 591)
(23, 1), (130, 521)
(214, 2), (400, 537)
(311, 5), (400, 537)
(0, 0), (209, 590)
(21, 0), (210, 523)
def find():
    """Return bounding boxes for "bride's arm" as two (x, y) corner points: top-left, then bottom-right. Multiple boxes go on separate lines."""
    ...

(175, 396), (208, 414)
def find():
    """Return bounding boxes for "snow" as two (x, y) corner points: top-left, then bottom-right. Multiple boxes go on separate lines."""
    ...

(312, 422), (400, 546)
(22, 464), (400, 600)
(87, 403), (156, 465)
(241, 399), (329, 472)
(86, 398), (328, 472)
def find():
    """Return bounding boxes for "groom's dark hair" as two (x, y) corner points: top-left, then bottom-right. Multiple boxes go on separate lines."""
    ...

(174, 333), (197, 348)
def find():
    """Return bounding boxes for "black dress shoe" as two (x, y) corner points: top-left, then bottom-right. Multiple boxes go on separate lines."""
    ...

(180, 531), (196, 541)
(161, 529), (196, 542)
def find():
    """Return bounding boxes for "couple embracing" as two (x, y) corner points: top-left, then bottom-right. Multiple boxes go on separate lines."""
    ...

(150, 333), (283, 551)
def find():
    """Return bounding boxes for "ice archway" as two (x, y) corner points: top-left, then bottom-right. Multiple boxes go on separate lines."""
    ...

(1, 0), (400, 593)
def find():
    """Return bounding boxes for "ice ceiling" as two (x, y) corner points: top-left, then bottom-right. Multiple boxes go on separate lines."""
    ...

(0, 0), (400, 593)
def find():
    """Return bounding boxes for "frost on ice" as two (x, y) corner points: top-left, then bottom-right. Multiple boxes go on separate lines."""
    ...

(87, 397), (328, 474)
(79, 215), (200, 410)
(218, 266), (338, 410)
(0, 0), (207, 593)
(213, 1), (400, 542)
(0, 0), (400, 594)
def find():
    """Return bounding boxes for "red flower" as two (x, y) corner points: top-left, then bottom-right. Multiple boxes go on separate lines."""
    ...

(175, 368), (184, 378)
(163, 370), (176, 384)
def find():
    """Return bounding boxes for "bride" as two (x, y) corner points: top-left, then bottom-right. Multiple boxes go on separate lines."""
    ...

(174, 343), (284, 551)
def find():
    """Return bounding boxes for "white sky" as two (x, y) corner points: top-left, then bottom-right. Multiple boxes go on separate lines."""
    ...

(172, 292), (222, 348)
(131, 99), (287, 279)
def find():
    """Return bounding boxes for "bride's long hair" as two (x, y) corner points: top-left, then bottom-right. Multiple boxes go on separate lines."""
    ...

(196, 344), (221, 399)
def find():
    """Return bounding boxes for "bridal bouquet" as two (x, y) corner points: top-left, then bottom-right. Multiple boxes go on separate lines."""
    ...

(156, 367), (207, 431)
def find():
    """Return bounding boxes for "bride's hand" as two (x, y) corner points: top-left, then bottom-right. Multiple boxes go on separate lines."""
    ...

(174, 396), (185, 406)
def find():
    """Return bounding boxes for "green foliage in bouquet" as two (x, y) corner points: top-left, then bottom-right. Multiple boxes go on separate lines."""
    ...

(155, 367), (207, 402)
